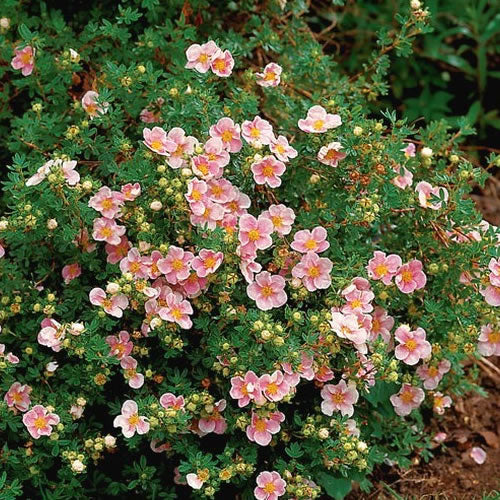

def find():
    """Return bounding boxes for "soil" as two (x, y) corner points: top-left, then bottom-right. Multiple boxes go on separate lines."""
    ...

(347, 358), (500, 499)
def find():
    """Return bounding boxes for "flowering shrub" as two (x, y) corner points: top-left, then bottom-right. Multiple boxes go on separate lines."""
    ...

(0, 1), (499, 498)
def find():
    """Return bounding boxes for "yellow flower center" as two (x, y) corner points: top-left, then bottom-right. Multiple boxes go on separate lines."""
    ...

(211, 185), (223, 197)
(267, 382), (278, 395)
(305, 239), (317, 250)
(172, 259), (184, 271)
(128, 414), (140, 426)
(264, 71), (276, 81)
(264, 482), (276, 494)
(198, 53), (208, 63)
(400, 391), (414, 404)
(130, 262), (141, 273)
(171, 308), (182, 320)
(248, 229), (260, 241)
(313, 119), (325, 130)
(204, 256), (216, 269)
(325, 149), (341, 160)
(262, 165), (274, 177)
(221, 130), (233, 142)
(214, 59), (226, 71)
(427, 366), (439, 377)
(100, 227), (112, 238)
(254, 419), (267, 432)
(150, 140), (163, 151)
(350, 299), (362, 309)
(102, 298), (112, 309)
(271, 216), (283, 228)
(261, 285), (274, 298)
(34, 416), (47, 430)
(489, 331), (500, 343)
(250, 127), (260, 138)
(375, 264), (388, 277)
(20, 52), (32, 64)
(192, 189), (202, 201)
(307, 266), (320, 278)
(332, 393), (345, 404)
(405, 339), (417, 351)
(401, 270), (413, 283)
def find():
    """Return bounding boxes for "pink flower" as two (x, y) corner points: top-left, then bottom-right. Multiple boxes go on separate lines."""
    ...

(106, 330), (133, 360)
(470, 446), (487, 465)
(261, 204), (295, 236)
(477, 324), (500, 356)
(291, 226), (329, 253)
(317, 141), (346, 167)
(207, 178), (234, 203)
(92, 217), (126, 245)
(370, 307), (394, 344)
(321, 380), (359, 417)
(210, 48), (234, 77)
(247, 271), (287, 311)
(401, 143), (416, 158)
(105, 236), (130, 264)
(186, 470), (209, 490)
(11, 46), (35, 76)
(230, 371), (263, 407)
(329, 311), (368, 347)
(433, 392), (452, 415)
(190, 200), (225, 230)
(159, 393), (185, 410)
(416, 360), (451, 389)
(390, 384), (425, 416)
(394, 325), (431, 365)
(395, 259), (427, 293)
(74, 228), (96, 253)
(242, 116), (275, 146)
(392, 165), (413, 189)
(298, 105), (341, 133)
(22, 405), (60, 439)
(198, 399), (227, 435)
(89, 287), (129, 318)
(4, 382), (31, 412)
(81, 90), (109, 118)
(203, 137), (230, 170)
(254, 471), (287, 500)
(113, 400), (150, 438)
(159, 292), (193, 329)
(143, 126), (170, 155)
(488, 257), (500, 284)
(119, 248), (149, 279)
(209, 117), (242, 152)
(367, 251), (402, 285)
(291, 252), (332, 291)
(238, 214), (274, 251)
(89, 187), (124, 219)
(61, 262), (81, 284)
(179, 272), (208, 297)
(192, 249), (224, 277)
(164, 127), (197, 169)
(185, 40), (218, 73)
(191, 154), (221, 179)
(121, 356), (144, 389)
(121, 182), (141, 201)
(251, 155), (286, 188)
(260, 371), (290, 402)
(37, 318), (64, 352)
(26, 159), (79, 187)
(481, 284), (500, 306)
(140, 108), (159, 123)
(240, 258), (262, 284)
(61, 160), (80, 185)
(256, 62), (282, 87)
(270, 135), (297, 162)
(246, 411), (285, 446)
(157, 246), (193, 284)
(186, 178), (209, 215)
(415, 181), (449, 210)
(341, 282), (374, 314)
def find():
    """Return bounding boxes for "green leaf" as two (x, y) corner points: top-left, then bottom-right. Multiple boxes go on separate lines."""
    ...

(317, 473), (352, 500)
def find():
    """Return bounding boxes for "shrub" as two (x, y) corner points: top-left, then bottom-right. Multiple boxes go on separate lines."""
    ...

(0, 1), (499, 498)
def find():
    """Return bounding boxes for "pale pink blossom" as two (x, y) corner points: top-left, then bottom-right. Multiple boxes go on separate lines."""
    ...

(204, 137), (230, 169)
(179, 272), (208, 297)
(240, 258), (262, 284)
(247, 271), (287, 310)
(62, 262), (81, 284)
(390, 384), (425, 416)
(256, 62), (282, 87)
(416, 360), (451, 389)
(37, 318), (64, 352)
(230, 370), (263, 407)
(341, 283), (374, 314)
(119, 248), (149, 279)
(105, 236), (130, 264)
(415, 181), (449, 210)
(186, 471), (208, 490)
(241, 116), (275, 146)
(270, 135), (297, 162)
(145, 250), (164, 280)
(4, 382), (31, 412)
(329, 311), (368, 347)
(191, 154), (221, 179)
(23, 405), (60, 439)
(433, 392), (452, 415)
(477, 324), (500, 356)
(88, 187), (124, 219)
(157, 246), (193, 284)
(81, 90), (109, 118)
(401, 143), (416, 158)
(120, 356), (144, 389)
(198, 399), (227, 435)
(395, 259), (427, 293)
(370, 307), (394, 344)
(143, 126), (170, 155)
(298, 105), (341, 133)
(251, 155), (286, 188)
(0, 344), (19, 365)
(11, 46), (35, 76)
(291, 226), (329, 253)
(394, 325), (431, 365)
(186, 178), (208, 214)
(92, 217), (126, 245)
(185, 40), (218, 73)
(224, 188), (251, 216)
(89, 287), (129, 318)
(159, 393), (185, 410)
(246, 411), (285, 446)
(345, 419), (360, 437)
(238, 214), (274, 252)
(192, 249), (223, 277)
(164, 127), (197, 169)
(320, 380), (359, 417)
(210, 48), (234, 77)
(209, 117), (242, 152)
(26, 159), (79, 187)
(367, 251), (402, 285)
(254, 471), (287, 500)
(159, 292), (193, 329)
(392, 165), (413, 189)
(121, 182), (141, 201)
(470, 446), (487, 465)
(190, 200), (225, 229)
(113, 400), (150, 438)
(317, 141), (346, 167)
(481, 284), (500, 306)
(314, 364), (335, 383)
(106, 330), (133, 360)
(260, 371), (290, 402)
(207, 178), (235, 203)
(261, 204), (295, 236)
(291, 252), (332, 291)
